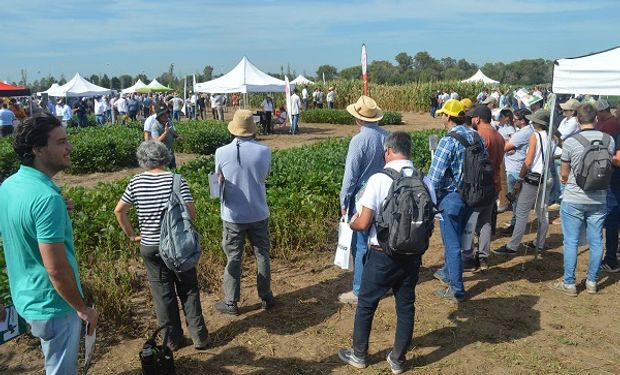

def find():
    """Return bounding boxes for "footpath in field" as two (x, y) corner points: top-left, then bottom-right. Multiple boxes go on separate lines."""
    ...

(2, 210), (620, 374)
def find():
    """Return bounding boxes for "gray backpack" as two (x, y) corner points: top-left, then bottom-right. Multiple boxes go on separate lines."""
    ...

(376, 167), (436, 256)
(572, 132), (613, 192)
(159, 174), (201, 273)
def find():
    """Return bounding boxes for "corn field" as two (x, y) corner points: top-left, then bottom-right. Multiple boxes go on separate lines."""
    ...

(248, 80), (501, 112)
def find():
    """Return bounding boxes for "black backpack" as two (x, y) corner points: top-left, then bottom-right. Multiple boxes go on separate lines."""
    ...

(449, 132), (495, 208)
(139, 325), (176, 375)
(376, 167), (436, 256)
(572, 132), (613, 191)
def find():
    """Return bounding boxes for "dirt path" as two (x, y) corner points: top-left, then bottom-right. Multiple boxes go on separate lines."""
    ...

(53, 112), (442, 188)
(2, 211), (620, 374)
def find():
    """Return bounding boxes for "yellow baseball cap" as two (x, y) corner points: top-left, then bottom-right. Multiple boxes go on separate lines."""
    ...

(460, 98), (473, 110)
(435, 99), (465, 117)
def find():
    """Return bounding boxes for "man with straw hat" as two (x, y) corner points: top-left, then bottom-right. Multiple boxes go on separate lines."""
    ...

(338, 95), (389, 304)
(214, 110), (274, 315)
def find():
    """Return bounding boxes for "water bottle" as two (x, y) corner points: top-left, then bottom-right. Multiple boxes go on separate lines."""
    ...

(140, 344), (156, 375)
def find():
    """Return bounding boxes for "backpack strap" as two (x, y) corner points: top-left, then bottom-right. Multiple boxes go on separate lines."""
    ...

(536, 132), (544, 162)
(172, 173), (182, 194)
(572, 133), (591, 149)
(381, 167), (403, 181)
(448, 131), (471, 147)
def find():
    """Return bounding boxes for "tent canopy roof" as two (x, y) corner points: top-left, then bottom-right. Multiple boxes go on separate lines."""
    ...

(195, 56), (292, 93)
(0, 82), (31, 97)
(121, 79), (147, 94)
(552, 46), (620, 96)
(135, 79), (173, 93)
(47, 73), (112, 97)
(461, 69), (500, 84)
(291, 75), (314, 85)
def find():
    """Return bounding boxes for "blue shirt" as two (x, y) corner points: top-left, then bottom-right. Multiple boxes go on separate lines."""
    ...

(0, 108), (16, 126)
(0, 166), (82, 320)
(505, 124), (534, 172)
(215, 138), (271, 223)
(427, 125), (484, 197)
(339, 123), (389, 209)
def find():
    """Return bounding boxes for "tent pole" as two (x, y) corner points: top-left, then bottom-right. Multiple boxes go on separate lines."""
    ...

(538, 94), (557, 252)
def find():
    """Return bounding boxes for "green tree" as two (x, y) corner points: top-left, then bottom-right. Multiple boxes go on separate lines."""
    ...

(110, 76), (121, 90)
(339, 65), (362, 81)
(100, 74), (111, 88)
(89, 74), (100, 85)
(368, 60), (400, 84)
(119, 74), (133, 88)
(395, 52), (413, 72)
(202, 65), (213, 81)
(316, 65), (338, 81)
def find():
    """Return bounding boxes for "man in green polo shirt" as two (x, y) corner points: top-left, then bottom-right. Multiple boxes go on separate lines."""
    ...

(0, 113), (98, 374)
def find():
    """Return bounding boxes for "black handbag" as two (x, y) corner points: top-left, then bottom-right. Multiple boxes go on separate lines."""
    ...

(524, 132), (545, 186)
(139, 325), (176, 375)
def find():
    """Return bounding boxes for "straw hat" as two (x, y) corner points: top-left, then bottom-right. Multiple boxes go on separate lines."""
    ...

(559, 98), (580, 111)
(346, 95), (383, 122)
(228, 109), (257, 137)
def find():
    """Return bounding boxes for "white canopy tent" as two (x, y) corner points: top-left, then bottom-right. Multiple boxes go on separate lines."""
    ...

(37, 83), (60, 96)
(461, 69), (500, 84)
(291, 75), (314, 85)
(121, 79), (147, 94)
(552, 46), (620, 96)
(195, 56), (293, 93)
(47, 73), (112, 97)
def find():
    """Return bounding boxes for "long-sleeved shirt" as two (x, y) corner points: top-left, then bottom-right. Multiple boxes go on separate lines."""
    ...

(427, 125), (485, 197)
(339, 123), (389, 209)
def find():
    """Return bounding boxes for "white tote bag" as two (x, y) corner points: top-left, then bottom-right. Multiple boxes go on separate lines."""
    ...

(334, 217), (353, 270)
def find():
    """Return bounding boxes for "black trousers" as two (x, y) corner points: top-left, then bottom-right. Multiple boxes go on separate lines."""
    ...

(140, 245), (209, 346)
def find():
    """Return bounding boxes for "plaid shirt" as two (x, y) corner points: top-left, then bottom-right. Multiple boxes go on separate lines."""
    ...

(427, 125), (485, 196)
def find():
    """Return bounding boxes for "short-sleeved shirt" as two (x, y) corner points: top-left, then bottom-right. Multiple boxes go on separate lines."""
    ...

(215, 138), (271, 223)
(357, 160), (434, 246)
(557, 116), (579, 140)
(0, 108), (16, 126)
(0, 166), (82, 320)
(144, 114), (175, 151)
(561, 129), (616, 205)
(121, 172), (193, 246)
(505, 124), (534, 172)
(595, 115), (620, 138)
(498, 124), (515, 140)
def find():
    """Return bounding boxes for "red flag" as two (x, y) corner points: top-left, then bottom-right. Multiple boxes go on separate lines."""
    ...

(361, 44), (368, 95)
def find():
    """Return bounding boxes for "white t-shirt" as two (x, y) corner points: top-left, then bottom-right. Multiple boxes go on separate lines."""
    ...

(356, 160), (435, 246)
(115, 98), (128, 113)
(302, 88), (308, 99)
(558, 116), (579, 140)
(261, 99), (273, 112)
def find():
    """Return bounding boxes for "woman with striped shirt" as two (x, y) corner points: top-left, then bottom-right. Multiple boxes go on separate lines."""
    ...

(114, 141), (210, 351)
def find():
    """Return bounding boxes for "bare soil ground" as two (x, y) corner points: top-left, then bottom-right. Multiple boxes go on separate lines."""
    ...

(3, 112), (620, 374)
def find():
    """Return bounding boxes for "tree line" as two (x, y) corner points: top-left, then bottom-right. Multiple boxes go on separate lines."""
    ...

(15, 51), (553, 93)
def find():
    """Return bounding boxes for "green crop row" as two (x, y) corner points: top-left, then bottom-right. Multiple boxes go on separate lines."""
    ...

(0, 120), (232, 181)
(300, 109), (402, 125)
(0, 129), (445, 324)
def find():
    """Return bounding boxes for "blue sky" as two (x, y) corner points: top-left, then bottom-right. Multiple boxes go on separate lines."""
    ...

(2, 0), (619, 83)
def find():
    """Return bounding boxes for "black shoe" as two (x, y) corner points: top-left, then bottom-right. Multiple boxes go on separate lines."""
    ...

(215, 301), (239, 316)
(193, 335), (213, 350)
(479, 258), (489, 271)
(168, 336), (192, 351)
(524, 241), (546, 250)
(261, 298), (275, 310)
(493, 245), (517, 256)
(500, 225), (514, 236)
(463, 258), (480, 272)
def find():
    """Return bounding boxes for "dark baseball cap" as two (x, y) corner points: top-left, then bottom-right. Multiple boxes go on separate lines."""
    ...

(470, 105), (492, 123)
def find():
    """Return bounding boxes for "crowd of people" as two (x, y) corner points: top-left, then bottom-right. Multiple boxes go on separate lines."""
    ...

(0, 85), (619, 374)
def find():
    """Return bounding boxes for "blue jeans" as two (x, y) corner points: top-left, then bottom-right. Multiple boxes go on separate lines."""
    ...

(560, 201), (606, 285)
(173, 110), (181, 121)
(291, 114), (299, 134)
(95, 114), (105, 125)
(604, 188), (620, 268)
(347, 187), (369, 296)
(438, 192), (473, 299)
(506, 170), (520, 226)
(352, 249), (421, 363)
(28, 312), (82, 375)
(549, 163), (561, 204)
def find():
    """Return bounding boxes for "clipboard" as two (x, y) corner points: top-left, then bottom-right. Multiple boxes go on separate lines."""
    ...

(0, 305), (28, 345)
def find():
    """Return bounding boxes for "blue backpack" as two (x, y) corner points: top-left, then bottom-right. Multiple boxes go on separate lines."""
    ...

(159, 174), (201, 273)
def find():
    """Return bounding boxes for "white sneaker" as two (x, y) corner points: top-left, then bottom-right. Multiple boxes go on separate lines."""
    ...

(338, 291), (358, 304)
(585, 280), (597, 294)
